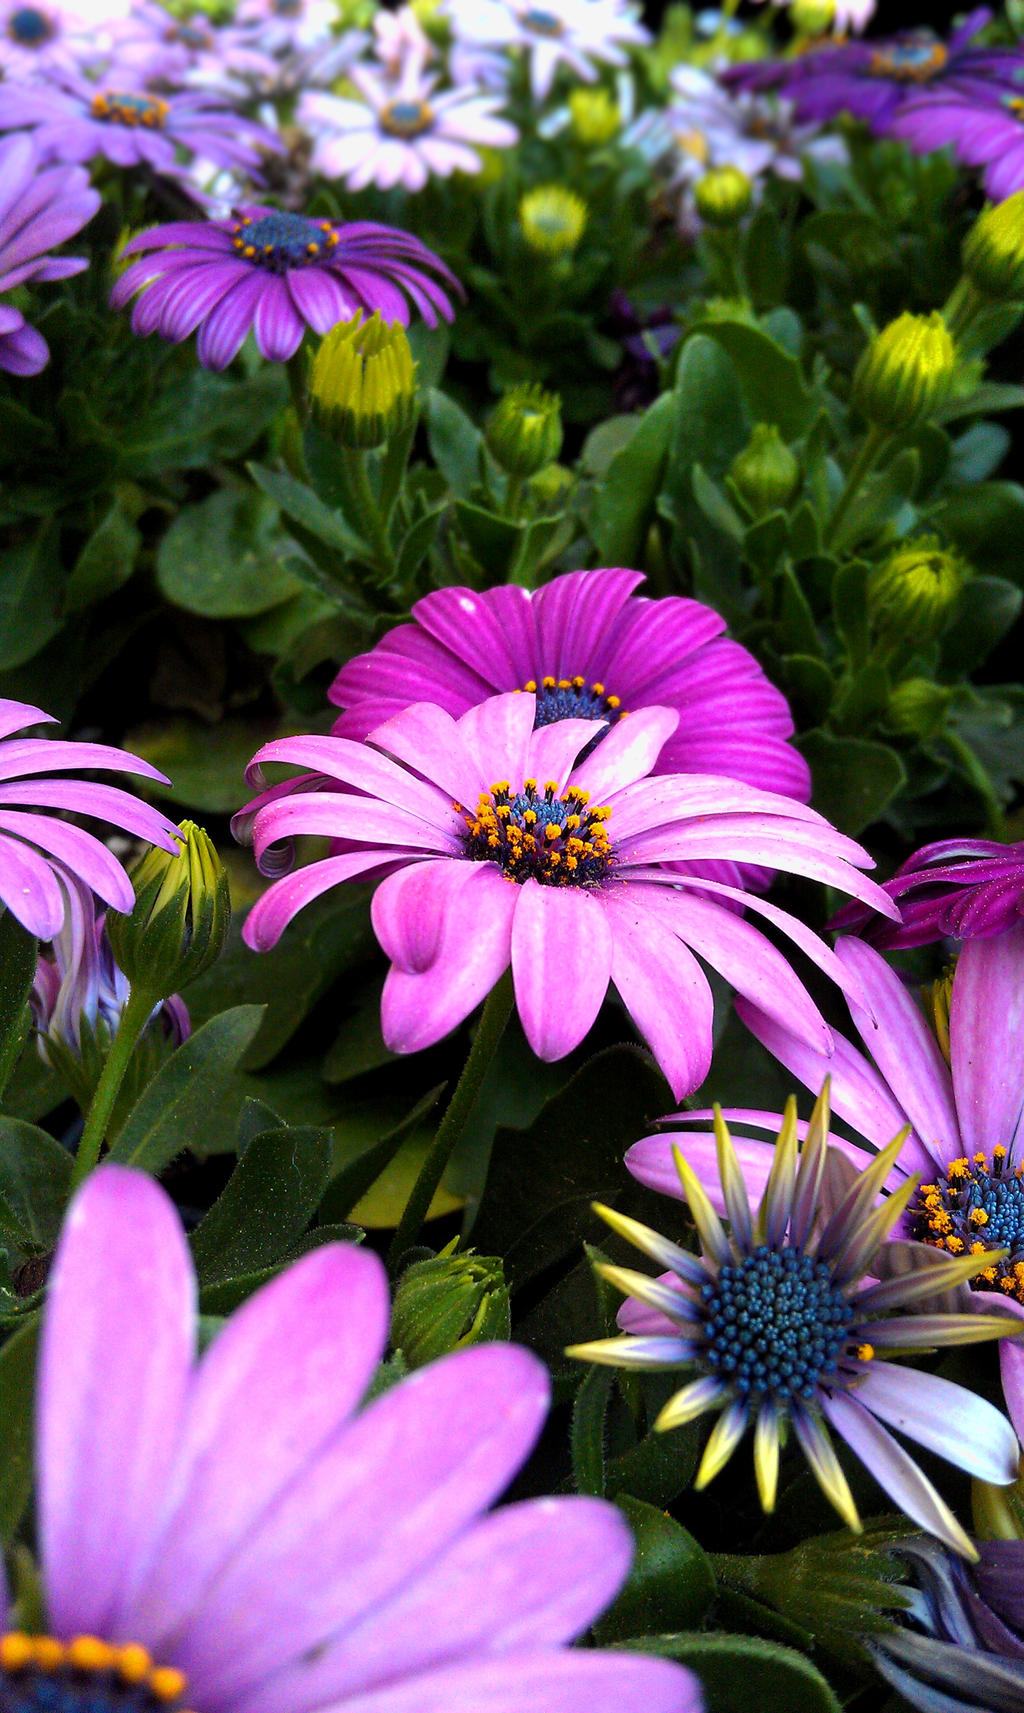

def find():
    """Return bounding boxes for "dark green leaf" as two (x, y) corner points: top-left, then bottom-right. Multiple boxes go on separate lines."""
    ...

(156, 490), (300, 619)
(0, 523), (62, 671)
(934, 482), (1024, 584)
(619, 1632), (843, 1713)
(590, 393), (675, 565)
(425, 389), (484, 500)
(190, 1124), (334, 1285)
(798, 730), (906, 836)
(941, 576), (1023, 675)
(594, 1498), (717, 1643)
(109, 1005), (266, 1174)
(0, 1316), (39, 1541)
(571, 1363), (612, 1497)
(0, 1119), (72, 1248)
(65, 500), (141, 615)
(248, 462), (367, 558)
(453, 498), (521, 577)
(0, 913), (36, 1104)
(690, 319), (814, 439)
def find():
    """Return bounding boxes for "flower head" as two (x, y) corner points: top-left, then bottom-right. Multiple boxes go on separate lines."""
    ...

(238, 690), (896, 1099)
(889, 87), (1024, 205)
(111, 208), (459, 370)
(665, 65), (847, 199)
(519, 184), (588, 255)
(832, 838), (1024, 948)
(572, 1089), (1021, 1555)
(0, 697), (180, 940)
(0, 131), (99, 376)
(20, 1163), (701, 1713)
(444, 0), (650, 102)
(309, 312), (417, 449)
(0, 0), (121, 77)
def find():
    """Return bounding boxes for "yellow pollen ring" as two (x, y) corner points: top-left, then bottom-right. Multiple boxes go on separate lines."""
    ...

(0, 1634), (191, 1705)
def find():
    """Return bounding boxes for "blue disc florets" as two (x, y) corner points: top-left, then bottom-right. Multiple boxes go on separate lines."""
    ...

(231, 212), (340, 272)
(8, 7), (53, 43)
(522, 7), (563, 34)
(915, 1149), (1024, 1303)
(701, 1246), (855, 1403)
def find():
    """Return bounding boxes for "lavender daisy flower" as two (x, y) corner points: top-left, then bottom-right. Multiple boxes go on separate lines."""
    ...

(234, 0), (339, 58)
(238, 690), (896, 1099)
(104, 3), (280, 98)
(569, 1088), (1021, 1556)
(0, 131), (99, 377)
(20, 1163), (702, 1713)
(889, 90), (1024, 203)
(665, 66), (847, 191)
(444, 0), (650, 103)
(0, 0), (125, 77)
(300, 60), (518, 193)
(831, 837), (1024, 949)
(0, 698), (180, 940)
(0, 72), (280, 182)
(111, 208), (459, 369)
(627, 927), (1024, 1432)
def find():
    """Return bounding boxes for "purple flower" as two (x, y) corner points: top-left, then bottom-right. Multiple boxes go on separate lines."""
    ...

(23, 1162), (702, 1713)
(626, 927), (1024, 1432)
(889, 89), (1024, 203)
(238, 690), (896, 1099)
(103, 3), (280, 97)
(444, 0), (650, 102)
(569, 1089), (1020, 1556)
(0, 131), (99, 376)
(300, 61), (518, 193)
(0, 697), (181, 940)
(328, 569), (812, 805)
(0, 72), (280, 184)
(111, 207), (460, 368)
(830, 837), (1024, 949)
(0, 0), (121, 77)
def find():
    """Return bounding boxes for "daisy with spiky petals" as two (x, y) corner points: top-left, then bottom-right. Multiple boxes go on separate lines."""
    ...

(0, 698), (180, 940)
(831, 837), (1024, 949)
(627, 927), (1024, 1436)
(570, 1088), (1021, 1557)
(239, 690), (897, 1099)
(0, 132), (99, 377)
(300, 60), (517, 193)
(444, 0), (650, 103)
(21, 1164), (702, 1713)
(111, 209), (459, 369)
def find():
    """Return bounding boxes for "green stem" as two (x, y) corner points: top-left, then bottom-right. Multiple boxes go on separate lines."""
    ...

(824, 425), (889, 550)
(286, 349), (307, 422)
(339, 445), (397, 580)
(71, 985), (156, 1191)
(943, 729), (1007, 840)
(502, 473), (524, 520)
(943, 276), (986, 344)
(387, 972), (514, 1272)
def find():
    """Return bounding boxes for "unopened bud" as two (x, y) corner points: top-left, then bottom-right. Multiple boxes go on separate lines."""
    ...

(694, 165), (753, 227)
(791, 0), (836, 35)
(486, 382), (563, 477)
(885, 677), (954, 739)
(923, 963), (956, 1065)
(729, 422), (800, 514)
(963, 191), (1024, 302)
(852, 312), (956, 432)
(520, 185), (587, 256)
(391, 1244), (511, 1368)
(869, 536), (966, 644)
(106, 821), (230, 999)
(569, 87), (620, 145)
(974, 1457), (1024, 1540)
(309, 311), (416, 450)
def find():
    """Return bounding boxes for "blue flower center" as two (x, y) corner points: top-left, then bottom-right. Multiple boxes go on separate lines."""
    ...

(914, 1151), (1024, 1303)
(90, 91), (168, 128)
(0, 1633), (190, 1713)
(380, 99), (434, 138)
(521, 675), (627, 762)
(701, 1246), (856, 1403)
(459, 778), (613, 887)
(869, 39), (948, 81)
(165, 21), (213, 48)
(7, 6), (53, 44)
(521, 7), (563, 34)
(231, 211), (339, 272)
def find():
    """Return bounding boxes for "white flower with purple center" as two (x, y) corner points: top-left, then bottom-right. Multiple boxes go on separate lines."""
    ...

(234, 0), (337, 57)
(665, 64), (847, 194)
(444, 0), (651, 102)
(300, 59), (518, 193)
(0, 131), (100, 376)
(102, 2), (280, 98)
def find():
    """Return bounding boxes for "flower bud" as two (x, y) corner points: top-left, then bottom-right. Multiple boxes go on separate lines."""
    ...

(106, 821), (230, 1000)
(923, 963), (956, 1065)
(694, 165), (753, 227)
(885, 677), (954, 739)
(309, 311), (417, 450)
(851, 312), (956, 432)
(962, 191), (1024, 302)
(974, 1457), (1024, 1540)
(519, 185), (587, 256)
(486, 382), (563, 477)
(728, 422), (800, 514)
(569, 87), (620, 146)
(868, 535), (966, 645)
(391, 1245), (511, 1368)
(790, 0), (836, 35)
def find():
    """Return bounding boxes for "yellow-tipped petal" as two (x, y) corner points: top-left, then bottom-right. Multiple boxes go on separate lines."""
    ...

(758, 1096), (798, 1246)
(672, 1145), (730, 1263)
(791, 1081), (831, 1249)
(793, 1411), (862, 1534)
(655, 1374), (725, 1432)
(593, 1263), (694, 1325)
(695, 1400), (749, 1489)
(566, 1336), (676, 1370)
(714, 1106), (752, 1246)
(753, 1403), (781, 1513)
(590, 1201), (705, 1280)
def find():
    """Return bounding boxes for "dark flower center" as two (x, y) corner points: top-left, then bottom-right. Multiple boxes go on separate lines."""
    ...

(0, 1633), (192, 1713)
(165, 21), (214, 49)
(914, 1150), (1024, 1303)
(869, 39), (948, 81)
(521, 7), (563, 35)
(701, 1246), (857, 1403)
(380, 98), (434, 138)
(273, 0), (301, 13)
(231, 211), (339, 272)
(7, 6), (54, 44)
(90, 91), (169, 128)
(521, 675), (628, 763)
(458, 779), (613, 887)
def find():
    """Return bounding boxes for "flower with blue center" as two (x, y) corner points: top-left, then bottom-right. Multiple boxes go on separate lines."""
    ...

(570, 1088), (1022, 1556)
(444, 0), (650, 102)
(0, 131), (99, 376)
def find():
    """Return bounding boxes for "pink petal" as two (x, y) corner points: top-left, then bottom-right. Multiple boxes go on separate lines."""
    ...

(510, 881), (613, 1061)
(380, 863), (516, 1052)
(602, 887), (714, 1099)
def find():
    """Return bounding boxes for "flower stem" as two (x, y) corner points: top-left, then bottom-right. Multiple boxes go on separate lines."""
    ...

(286, 349), (307, 422)
(942, 728), (1007, 840)
(340, 446), (397, 580)
(824, 425), (888, 550)
(387, 971), (514, 1272)
(70, 985), (155, 1192)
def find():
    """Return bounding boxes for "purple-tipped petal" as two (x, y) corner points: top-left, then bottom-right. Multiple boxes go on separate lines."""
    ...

(821, 1389), (976, 1557)
(852, 1361), (1020, 1485)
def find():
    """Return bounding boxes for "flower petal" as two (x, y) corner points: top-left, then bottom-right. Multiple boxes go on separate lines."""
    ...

(510, 881), (613, 1062)
(602, 887), (714, 1099)
(950, 925), (1024, 1158)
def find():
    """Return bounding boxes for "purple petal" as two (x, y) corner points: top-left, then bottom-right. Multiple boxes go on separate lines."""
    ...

(0, 700), (54, 742)
(569, 708), (679, 802)
(950, 925), (1024, 1158)
(0, 830), (66, 937)
(602, 887), (714, 1099)
(532, 567), (643, 682)
(458, 692), (537, 789)
(510, 881), (613, 1061)
(411, 585), (531, 689)
(243, 851), (401, 952)
(380, 863), (516, 1053)
(0, 810), (135, 913)
(852, 1361), (1019, 1484)
(195, 272), (265, 370)
(821, 1389), (975, 1556)
(253, 275), (306, 363)
(626, 1128), (776, 1214)
(252, 792), (457, 859)
(372, 857), (484, 973)
(367, 703), (486, 808)
(246, 735), (455, 825)
(526, 718), (608, 792)
(294, 1650), (701, 1713)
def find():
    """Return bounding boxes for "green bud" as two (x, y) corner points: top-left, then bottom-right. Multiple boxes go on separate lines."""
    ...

(790, 0), (835, 35)
(391, 1244), (511, 1368)
(694, 165), (753, 227)
(851, 312), (956, 432)
(868, 535), (966, 644)
(885, 677), (954, 739)
(106, 821), (230, 999)
(963, 191), (1024, 302)
(728, 423), (800, 515)
(568, 87), (620, 145)
(974, 1457), (1024, 1540)
(519, 185), (587, 257)
(309, 311), (417, 449)
(923, 963), (956, 1066)
(486, 382), (563, 477)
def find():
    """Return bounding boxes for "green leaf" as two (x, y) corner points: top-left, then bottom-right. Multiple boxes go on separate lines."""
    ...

(425, 389), (484, 499)
(156, 489), (301, 619)
(590, 393), (675, 565)
(798, 730), (906, 836)
(780, 654), (834, 727)
(692, 465), (745, 541)
(123, 716), (274, 816)
(594, 1499), (717, 1643)
(0, 1316), (39, 1541)
(619, 1632), (842, 1713)
(190, 1124), (334, 1285)
(0, 523), (62, 671)
(934, 482), (1024, 584)
(319, 1082), (445, 1225)
(0, 913), (36, 1104)
(123, 367), (286, 475)
(109, 1005), (266, 1175)
(248, 462), (368, 559)
(453, 498), (521, 577)
(941, 576), (1023, 675)
(571, 1363), (612, 1497)
(670, 336), (748, 483)
(830, 449), (919, 552)
(690, 319), (814, 439)
(0, 1119), (72, 1248)
(64, 500), (141, 615)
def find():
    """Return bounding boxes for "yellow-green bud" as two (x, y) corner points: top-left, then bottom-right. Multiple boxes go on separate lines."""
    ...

(519, 185), (587, 256)
(851, 312), (956, 432)
(106, 821), (230, 999)
(728, 423), (800, 514)
(486, 382), (563, 477)
(391, 1245), (511, 1368)
(923, 963), (956, 1066)
(694, 165), (753, 227)
(790, 0), (835, 35)
(309, 312), (416, 450)
(885, 677), (954, 739)
(868, 535), (966, 644)
(974, 1459), (1024, 1540)
(568, 87), (620, 146)
(963, 191), (1024, 302)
